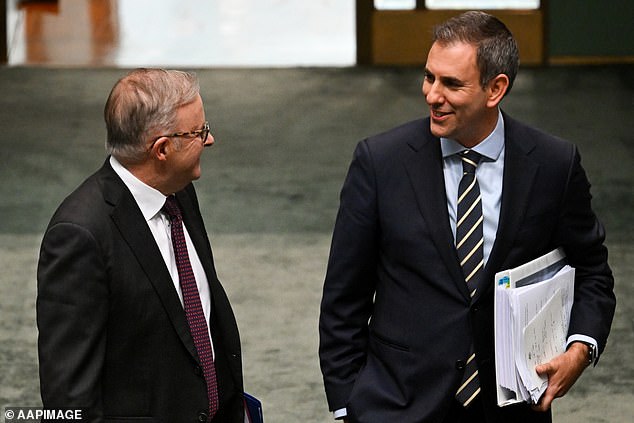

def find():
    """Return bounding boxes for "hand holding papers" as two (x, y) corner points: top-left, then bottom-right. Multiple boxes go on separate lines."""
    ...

(494, 248), (575, 406)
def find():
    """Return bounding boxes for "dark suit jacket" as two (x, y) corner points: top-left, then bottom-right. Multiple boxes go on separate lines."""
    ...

(319, 113), (616, 423)
(37, 159), (244, 423)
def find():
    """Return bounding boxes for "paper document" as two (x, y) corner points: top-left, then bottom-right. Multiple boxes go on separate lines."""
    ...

(494, 248), (575, 406)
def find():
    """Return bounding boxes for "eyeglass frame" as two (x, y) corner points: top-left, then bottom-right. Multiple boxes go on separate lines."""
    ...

(150, 121), (211, 148)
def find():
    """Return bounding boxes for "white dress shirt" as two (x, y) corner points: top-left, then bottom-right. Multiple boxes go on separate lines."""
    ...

(110, 156), (215, 358)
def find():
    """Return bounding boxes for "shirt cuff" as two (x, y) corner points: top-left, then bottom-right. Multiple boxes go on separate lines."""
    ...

(567, 334), (598, 364)
(333, 408), (347, 420)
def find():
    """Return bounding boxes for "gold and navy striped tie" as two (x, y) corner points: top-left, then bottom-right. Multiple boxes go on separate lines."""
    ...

(455, 149), (483, 407)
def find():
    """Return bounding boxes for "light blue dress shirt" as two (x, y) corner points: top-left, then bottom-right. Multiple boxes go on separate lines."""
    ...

(440, 111), (597, 355)
(332, 112), (595, 420)
(441, 111), (505, 266)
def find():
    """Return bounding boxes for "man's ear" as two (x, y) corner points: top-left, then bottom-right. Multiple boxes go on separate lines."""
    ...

(486, 73), (510, 108)
(149, 137), (169, 162)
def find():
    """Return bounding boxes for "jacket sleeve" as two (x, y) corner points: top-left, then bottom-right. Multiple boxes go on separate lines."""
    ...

(37, 221), (108, 422)
(555, 146), (616, 357)
(318, 140), (380, 411)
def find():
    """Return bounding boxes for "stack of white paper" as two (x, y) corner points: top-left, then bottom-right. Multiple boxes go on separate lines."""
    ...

(494, 248), (575, 406)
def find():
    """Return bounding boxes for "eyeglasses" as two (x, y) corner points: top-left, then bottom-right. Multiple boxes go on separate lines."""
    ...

(152, 121), (211, 147)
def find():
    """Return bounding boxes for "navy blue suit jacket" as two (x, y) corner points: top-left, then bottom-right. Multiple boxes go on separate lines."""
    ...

(319, 113), (615, 423)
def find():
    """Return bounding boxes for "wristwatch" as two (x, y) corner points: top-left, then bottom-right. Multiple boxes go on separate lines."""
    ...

(576, 341), (597, 365)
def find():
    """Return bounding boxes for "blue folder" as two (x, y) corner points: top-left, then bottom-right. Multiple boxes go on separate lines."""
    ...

(244, 392), (263, 423)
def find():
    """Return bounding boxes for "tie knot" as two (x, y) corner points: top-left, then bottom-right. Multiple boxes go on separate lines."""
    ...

(162, 196), (182, 220)
(460, 150), (482, 174)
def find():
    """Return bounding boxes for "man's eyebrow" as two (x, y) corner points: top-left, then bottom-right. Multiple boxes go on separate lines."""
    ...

(187, 122), (206, 131)
(440, 75), (464, 86)
(424, 69), (464, 86)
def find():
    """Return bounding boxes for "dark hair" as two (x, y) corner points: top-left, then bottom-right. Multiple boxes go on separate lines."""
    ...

(432, 11), (519, 95)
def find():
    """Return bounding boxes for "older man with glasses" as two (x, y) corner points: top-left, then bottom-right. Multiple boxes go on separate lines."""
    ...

(37, 68), (245, 422)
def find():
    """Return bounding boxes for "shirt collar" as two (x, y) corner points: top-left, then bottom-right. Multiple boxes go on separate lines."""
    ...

(109, 156), (167, 222)
(440, 110), (505, 161)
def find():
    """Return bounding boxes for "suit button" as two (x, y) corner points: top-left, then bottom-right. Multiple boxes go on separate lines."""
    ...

(193, 366), (202, 376)
(456, 360), (466, 370)
(197, 411), (208, 422)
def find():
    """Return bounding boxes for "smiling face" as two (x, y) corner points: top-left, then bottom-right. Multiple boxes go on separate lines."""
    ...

(422, 41), (504, 148)
(167, 94), (213, 188)
(147, 93), (215, 195)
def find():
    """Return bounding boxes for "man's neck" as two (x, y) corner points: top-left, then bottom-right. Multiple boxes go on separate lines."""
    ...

(115, 157), (173, 196)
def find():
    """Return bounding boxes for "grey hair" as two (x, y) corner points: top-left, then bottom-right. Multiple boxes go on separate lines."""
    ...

(104, 68), (200, 163)
(432, 11), (519, 95)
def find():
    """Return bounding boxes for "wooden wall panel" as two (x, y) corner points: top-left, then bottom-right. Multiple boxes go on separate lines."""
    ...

(366, 9), (544, 66)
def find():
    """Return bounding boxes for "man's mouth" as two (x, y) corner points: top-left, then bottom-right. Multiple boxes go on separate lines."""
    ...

(431, 109), (452, 119)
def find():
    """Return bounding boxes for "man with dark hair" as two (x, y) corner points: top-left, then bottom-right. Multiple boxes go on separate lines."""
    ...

(37, 68), (244, 422)
(319, 11), (615, 423)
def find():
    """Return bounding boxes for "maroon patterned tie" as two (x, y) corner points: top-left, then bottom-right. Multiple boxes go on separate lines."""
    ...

(163, 196), (218, 421)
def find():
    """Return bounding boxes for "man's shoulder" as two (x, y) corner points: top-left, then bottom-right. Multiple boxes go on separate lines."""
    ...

(504, 113), (572, 147)
(368, 118), (430, 142)
(46, 161), (121, 229)
(362, 117), (433, 154)
(504, 113), (575, 160)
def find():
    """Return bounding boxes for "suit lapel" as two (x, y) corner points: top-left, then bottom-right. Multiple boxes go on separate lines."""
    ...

(402, 124), (470, 300)
(401, 115), (541, 302)
(99, 162), (200, 363)
(482, 114), (539, 296)
(177, 190), (232, 343)
(176, 188), (241, 404)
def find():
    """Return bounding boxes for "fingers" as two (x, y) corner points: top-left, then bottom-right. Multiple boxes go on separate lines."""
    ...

(532, 385), (557, 412)
(535, 361), (552, 377)
(532, 345), (590, 411)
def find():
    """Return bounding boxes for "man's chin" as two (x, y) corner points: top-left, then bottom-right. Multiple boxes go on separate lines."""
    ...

(429, 122), (449, 139)
(191, 166), (202, 181)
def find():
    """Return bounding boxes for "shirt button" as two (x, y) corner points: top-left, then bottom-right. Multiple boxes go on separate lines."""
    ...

(197, 411), (208, 422)
(456, 360), (466, 370)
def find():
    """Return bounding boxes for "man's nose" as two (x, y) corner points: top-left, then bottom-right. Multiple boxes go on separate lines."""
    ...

(424, 81), (444, 105)
(203, 132), (214, 147)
